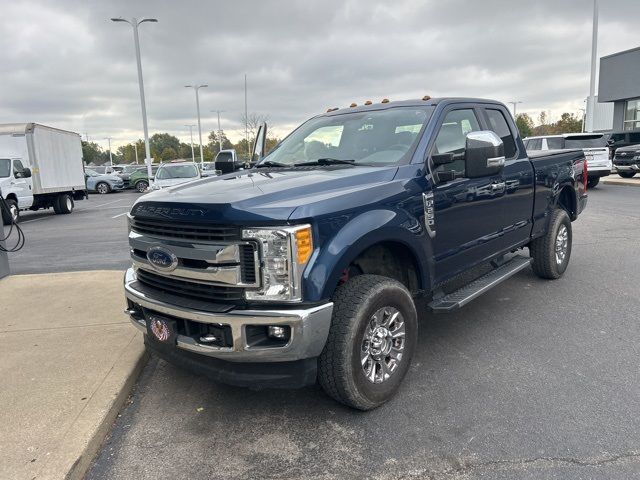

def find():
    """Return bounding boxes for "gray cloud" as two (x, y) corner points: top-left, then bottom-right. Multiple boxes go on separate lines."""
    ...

(1, 0), (638, 149)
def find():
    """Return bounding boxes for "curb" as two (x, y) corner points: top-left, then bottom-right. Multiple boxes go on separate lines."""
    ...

(40, 333), (149, 480)
(602, 177), (640, 187)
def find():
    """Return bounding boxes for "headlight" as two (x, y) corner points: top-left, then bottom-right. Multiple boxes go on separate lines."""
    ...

(242, 225), (313, 302)
(151, 183), (161, 190)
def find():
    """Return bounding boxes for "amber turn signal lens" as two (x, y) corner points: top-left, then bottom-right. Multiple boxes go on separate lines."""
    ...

(295, 227), (313, 264)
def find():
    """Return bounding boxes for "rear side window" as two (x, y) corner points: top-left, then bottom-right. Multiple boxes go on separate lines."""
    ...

(564, 135), (607, 148)
(546, 137), (564, 150)
(527, 138), (542, 150)
(485, 109), (517, 158)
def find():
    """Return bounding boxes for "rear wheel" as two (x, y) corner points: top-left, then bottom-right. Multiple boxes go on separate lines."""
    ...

(529, 208), (572, 279)
(2, 198), (19, 225)
(53, 194), (74, 214)
(96, 182), (111, 194)
(587, 177), (600, 188)
(318, 274), (418, 410)
(135, 180), (149, 193)
(618, 171), (636, 179)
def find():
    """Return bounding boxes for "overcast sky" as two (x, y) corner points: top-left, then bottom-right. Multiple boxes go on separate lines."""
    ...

(1, 0), (639, 150)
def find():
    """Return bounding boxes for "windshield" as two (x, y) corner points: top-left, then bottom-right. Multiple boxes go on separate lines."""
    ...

(156, 164), (199, 179)
(123, 165), (141, 173)
(85, 169), (99, 177)
(260, 106), (434, 167)
(0, 159), (10, 178)
(564, 135), (607, 148)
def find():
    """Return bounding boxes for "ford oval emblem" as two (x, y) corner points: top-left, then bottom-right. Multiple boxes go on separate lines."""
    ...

(146, 246), (178, 272)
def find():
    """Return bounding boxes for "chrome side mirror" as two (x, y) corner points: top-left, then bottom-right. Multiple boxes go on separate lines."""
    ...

(465, 131), (505, 178)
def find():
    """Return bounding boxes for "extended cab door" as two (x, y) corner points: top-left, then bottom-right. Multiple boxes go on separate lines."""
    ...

(428, 106), (507, 283)
(480, 107), (535, 252)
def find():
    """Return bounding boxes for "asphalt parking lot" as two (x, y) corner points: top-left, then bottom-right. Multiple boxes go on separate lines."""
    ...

(5, 185), (640, 479)
(77, 185), (640, 480)
(5, 190), (139, 274)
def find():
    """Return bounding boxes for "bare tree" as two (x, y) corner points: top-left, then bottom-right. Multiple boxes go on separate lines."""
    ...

(241, 112), (270, 141)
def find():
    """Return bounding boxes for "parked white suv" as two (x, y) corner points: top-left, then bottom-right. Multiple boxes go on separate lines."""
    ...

(524, 133), (611, 188)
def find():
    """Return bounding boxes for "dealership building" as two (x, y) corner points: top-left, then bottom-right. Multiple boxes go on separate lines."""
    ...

(598, 46), (640, 133)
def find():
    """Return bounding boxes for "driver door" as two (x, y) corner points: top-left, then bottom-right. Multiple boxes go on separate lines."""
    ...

(12, 159), (34, 208)
(429, 107), (506, 283)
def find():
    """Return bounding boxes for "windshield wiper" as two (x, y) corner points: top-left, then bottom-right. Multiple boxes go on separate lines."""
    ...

(255, 160), (289, 168)
(294, 158), (356, 167)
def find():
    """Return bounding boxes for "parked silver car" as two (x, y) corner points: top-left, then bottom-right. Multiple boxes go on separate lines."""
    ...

(85, 169), (125, 194)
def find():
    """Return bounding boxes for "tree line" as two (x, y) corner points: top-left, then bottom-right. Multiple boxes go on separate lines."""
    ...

(83, 113), (280, 165)
(515, 112), (583, 139)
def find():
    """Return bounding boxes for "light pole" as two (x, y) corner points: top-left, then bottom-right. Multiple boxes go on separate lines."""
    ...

(185, 84), (208, 167)
(184, 124), (196, 162)
(509, 101), (523, 116)
(579, 108), (586, 133)
(105, 137), (113, 166)
(111, 16), (157, 179)
(210, 110), (225, 153)
(134, 142), (139, 164)
(586, 0), (599, 132)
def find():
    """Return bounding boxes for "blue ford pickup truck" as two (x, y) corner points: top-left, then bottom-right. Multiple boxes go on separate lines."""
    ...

(124, 97), (588, 410)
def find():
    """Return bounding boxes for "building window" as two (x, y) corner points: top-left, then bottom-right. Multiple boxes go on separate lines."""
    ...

(623, 99), (640, 131)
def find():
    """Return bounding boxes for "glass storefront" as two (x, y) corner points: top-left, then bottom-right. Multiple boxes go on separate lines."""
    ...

(623, 98), (640, 131)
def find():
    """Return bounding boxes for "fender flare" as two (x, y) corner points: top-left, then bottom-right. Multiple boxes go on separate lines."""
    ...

(304, 209), (431, 301)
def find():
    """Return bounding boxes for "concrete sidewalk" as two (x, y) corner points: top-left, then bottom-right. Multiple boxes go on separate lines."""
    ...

(0, 271), (147, 480)
(602, 174), (640, 187)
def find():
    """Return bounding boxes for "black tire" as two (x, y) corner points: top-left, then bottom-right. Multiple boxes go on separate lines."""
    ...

(529, 208), (572, 279)
(587, 177), (600, 189)
(53, 194), (74, 215)
(2, 198), (19, 225)
(318, 274), (418, 410)
(135, 180), (149, 193)
(618, 171), (636, 179)
(96, 182), (111, 194)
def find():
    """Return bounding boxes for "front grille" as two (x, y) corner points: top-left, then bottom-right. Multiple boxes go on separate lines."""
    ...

(136, 268), (244, 303)
(240, 245), (256, 284)
(131, 217), (240, 242)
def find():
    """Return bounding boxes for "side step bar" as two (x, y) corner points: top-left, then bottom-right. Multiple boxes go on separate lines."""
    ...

(428, 255), (531, 313)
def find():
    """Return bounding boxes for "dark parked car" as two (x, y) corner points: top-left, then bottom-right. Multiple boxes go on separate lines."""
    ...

(613, 144), (640, 178)
(124, 97), (587, 410)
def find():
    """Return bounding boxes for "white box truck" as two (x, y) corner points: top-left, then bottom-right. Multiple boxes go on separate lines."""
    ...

(0, 123), (88, 224)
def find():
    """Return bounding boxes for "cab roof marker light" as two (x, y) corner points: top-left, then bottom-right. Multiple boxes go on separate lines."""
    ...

(381, 98), (390, 103)
(349, 103), (357, 108)
(422, 95), (431, 101)
(364, 100), (372, 105)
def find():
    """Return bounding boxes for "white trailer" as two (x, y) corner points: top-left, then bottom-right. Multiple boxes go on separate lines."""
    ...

(0, 123), (88, 224)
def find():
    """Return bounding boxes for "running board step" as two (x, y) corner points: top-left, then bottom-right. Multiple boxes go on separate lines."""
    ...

(428, 256), (531, 313)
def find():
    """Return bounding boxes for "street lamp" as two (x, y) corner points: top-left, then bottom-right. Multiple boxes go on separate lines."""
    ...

(210, 110), (225, 153)
(105, 137), (113, 166)
(185, 84), (208, 167)
(509, 101), (523, 116)
(111, 16), (157, 179)
(184, 124), (196, 162)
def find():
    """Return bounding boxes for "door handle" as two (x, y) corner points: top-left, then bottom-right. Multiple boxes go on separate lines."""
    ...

(491, 182), (505, 191)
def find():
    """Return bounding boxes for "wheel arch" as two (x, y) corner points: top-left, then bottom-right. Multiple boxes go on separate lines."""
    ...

(555, 185), (577, 221)
(305, 209), (431, 301)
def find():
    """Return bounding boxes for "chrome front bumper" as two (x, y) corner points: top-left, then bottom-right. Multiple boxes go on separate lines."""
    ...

(124, 268), (333, 362)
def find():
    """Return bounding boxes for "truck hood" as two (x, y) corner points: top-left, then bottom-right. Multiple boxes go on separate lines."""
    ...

(132, 165), (398, 224)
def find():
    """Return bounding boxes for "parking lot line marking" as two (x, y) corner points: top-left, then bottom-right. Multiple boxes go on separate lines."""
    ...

(93, 198), (127, 208)
(112, 212), (129, 219)
(21, 216), (53, 224)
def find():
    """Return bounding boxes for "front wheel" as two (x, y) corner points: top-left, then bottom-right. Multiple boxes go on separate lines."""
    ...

(618, 171), (636, 179)
(529, 208), (572, 279)
(96, 182), (111, 195)
(587, 177), (600, 189)
(318, 275), (418, 410)
(2, 198), (19, 225)
(135, 180), (149, 193)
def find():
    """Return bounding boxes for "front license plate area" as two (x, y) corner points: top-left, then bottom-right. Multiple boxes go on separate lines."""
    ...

(145, 312), (178, 346)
